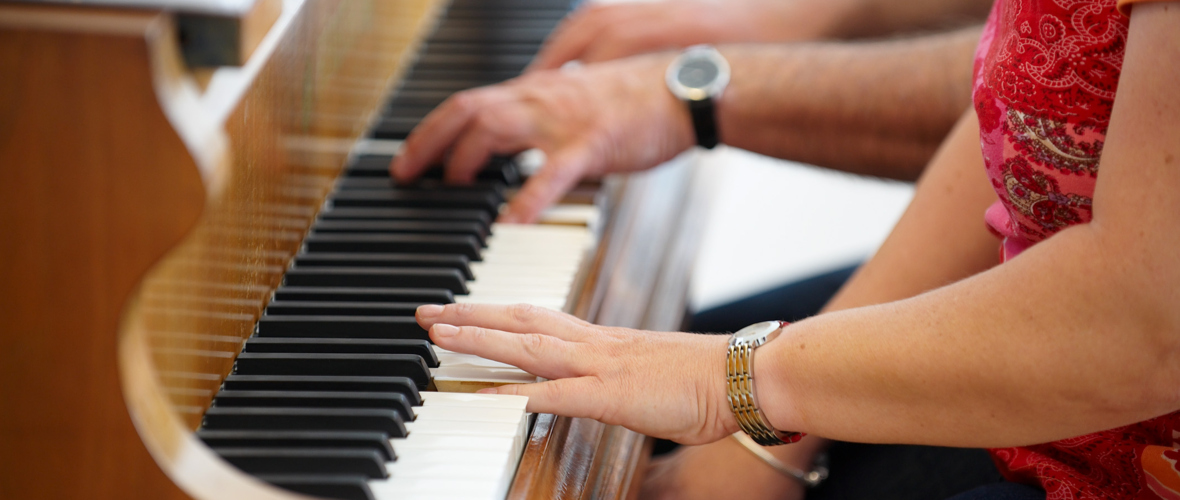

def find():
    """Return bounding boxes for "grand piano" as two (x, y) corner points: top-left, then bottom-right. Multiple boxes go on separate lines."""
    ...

(0, 0), (712, 499)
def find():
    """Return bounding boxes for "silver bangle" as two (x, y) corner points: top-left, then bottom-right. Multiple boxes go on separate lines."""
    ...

(731, 433), (829, 488)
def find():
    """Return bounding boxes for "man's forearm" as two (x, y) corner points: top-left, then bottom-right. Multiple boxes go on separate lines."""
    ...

(820, 0), (994, 39)
(716, 26), (980, 181)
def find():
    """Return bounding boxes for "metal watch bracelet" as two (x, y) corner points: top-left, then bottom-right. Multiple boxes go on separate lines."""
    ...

(726, 321), (804, 446)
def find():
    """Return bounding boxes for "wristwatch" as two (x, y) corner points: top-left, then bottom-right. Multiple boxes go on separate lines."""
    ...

(727, 321), (804, 446)
(665, 45), (730, 149)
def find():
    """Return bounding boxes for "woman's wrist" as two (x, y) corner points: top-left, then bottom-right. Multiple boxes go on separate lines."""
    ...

(752, 323), (811, 434)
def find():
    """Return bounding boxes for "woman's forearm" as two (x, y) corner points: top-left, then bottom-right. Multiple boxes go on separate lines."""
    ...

(762, 224), (1177, 448)
(757, 7), (1180, 449)
(717, 27), (981, 181)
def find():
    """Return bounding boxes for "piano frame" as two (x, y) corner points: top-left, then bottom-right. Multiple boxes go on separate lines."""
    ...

(0, 1), (712, 499)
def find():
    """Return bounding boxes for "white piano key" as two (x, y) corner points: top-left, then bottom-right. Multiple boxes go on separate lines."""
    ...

(370, 476), (505, 500)
(537, 204), (601, 228)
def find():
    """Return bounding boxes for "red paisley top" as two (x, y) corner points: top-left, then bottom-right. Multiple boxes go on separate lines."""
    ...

(972, 0), (1180, 497)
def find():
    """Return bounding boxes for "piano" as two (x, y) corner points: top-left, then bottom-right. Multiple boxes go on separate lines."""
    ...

(0, 0), (712, 499)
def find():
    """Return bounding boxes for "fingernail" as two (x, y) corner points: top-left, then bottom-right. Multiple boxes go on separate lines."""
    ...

(432, 324), (459, 337)
(417, 304), (444, 319)
(476, 387), (499, 394)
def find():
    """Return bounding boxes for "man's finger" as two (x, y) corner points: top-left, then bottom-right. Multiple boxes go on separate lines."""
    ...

(391, 88), (508, 182)
(445, 106), (535, 183)
(499, 145), (594, 223)
(429, 323), (587, 379)
(417, 302), (589, 339)
(527, 7), (611, 71)
(581, 24), (667, 64)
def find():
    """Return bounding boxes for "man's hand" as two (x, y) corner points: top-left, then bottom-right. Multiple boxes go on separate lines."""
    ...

(391, 54), (693, 223)
(415, 302), (739, 444)
(527, 0), (832, 72)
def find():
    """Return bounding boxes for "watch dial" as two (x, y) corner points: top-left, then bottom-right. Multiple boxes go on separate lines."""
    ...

(677, 58), (718, 89)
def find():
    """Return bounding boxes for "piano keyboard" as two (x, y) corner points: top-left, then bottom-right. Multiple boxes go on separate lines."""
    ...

(196, 0), (589, 498)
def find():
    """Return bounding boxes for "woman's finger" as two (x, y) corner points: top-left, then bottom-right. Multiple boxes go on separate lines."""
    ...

(483, 377), (609, 421)
(429, 323), (588, 379)
(417, 302), (589, 340)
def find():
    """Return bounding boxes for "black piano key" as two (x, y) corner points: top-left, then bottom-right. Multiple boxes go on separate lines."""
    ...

(283, 267), (469, 294)
(258, 475), (376, 500)
(292, 253), (473, 280)
(303, 233), (482, 262)
(256, 316), (430, 342)
(371, 120), (411, 140)
(311, 220), (489, 245)
(234, 352), (431, 388)
(416, 156), (520, 185)
(272, 286), (454, 304)
(221, 375), (421, 405)
(197, 430), (396, 461)
(334, 177), (507, 198)
(343, 154), (519, 186)
(395, 68), (522, 83)
(440, 9), (567, 21)
(377, 105), (435, 121)
(318, 206), (491, 227)
(435, 18), (563, 32)
(412, 59), (530, 75)
(429, 27), (552, 44)
(213, 391), (415, 422)
(344, 154), (395, 177)
(203, 407), (407, 436)
(257, 475), (375, 500)
(264, 300), (421, 317)
(329, 189), (500, 213)
(399, 78), (507, 91)
(386, 90), (451, 107)
(243, 337), (440, 367)
(213, 448), (388, 479)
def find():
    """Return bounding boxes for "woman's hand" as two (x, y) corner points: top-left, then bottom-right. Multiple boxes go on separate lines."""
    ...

(414, 302), (739, 444)
(391, 54), (694, 224)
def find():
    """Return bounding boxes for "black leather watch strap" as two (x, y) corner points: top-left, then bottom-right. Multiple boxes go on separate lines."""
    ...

(688, 98), (719, 149)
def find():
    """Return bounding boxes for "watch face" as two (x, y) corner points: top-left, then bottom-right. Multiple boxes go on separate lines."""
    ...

(677, 58), (719, 90)
(732, 321), (782, 346)
(666, 45), (731, 102)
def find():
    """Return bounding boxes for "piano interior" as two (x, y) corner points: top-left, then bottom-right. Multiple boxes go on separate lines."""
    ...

(0, 0), (711, 498)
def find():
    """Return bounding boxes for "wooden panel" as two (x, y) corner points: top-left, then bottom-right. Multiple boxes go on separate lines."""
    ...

(0, 7), (205, 499)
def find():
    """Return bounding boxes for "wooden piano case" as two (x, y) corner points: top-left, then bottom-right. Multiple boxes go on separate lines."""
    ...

(0, 1), (711, 499)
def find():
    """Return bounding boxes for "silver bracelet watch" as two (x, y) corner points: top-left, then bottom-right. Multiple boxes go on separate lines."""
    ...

(726, 321), (804, 446)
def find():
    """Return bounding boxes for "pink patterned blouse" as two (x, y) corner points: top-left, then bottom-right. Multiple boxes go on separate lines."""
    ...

(972, 0), (1180, 497)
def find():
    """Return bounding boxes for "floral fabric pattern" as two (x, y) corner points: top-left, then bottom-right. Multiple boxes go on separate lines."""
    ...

(972, 0), (1180, 497)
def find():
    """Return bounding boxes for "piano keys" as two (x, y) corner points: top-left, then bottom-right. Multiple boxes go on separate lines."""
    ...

(0, 0), (711, 499)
